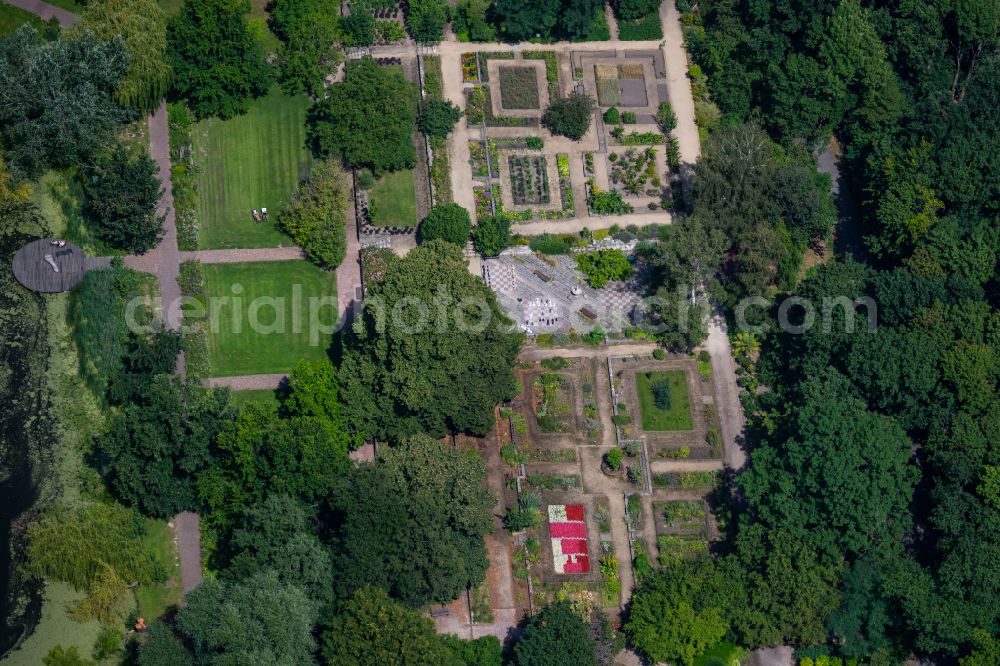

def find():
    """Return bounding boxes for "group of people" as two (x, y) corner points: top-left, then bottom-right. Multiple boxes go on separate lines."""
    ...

(252, 207), (269, 223)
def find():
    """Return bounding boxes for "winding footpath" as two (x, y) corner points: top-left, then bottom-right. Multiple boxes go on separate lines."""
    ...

(12, 0), (204, 596)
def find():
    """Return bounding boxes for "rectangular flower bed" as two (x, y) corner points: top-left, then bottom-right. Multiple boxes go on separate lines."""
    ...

(508, 155), (550, 205)
(461, 53), (479, 82)
(549, 504), (590, 574)
(499, 66), (541, 110)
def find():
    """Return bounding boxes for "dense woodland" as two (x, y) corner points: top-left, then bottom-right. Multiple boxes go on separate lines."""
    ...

(625, 1), (1000, 665)
(0, 0), (998, 664)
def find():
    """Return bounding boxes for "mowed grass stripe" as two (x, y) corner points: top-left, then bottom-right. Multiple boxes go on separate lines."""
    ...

(193, 88), (312, 249)
(201, 260), (338, 376)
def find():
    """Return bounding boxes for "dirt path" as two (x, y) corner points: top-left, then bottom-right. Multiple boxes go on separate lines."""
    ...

(658, 0), (700, 171)
(706, 312), (746, 470)
(605, 4), (619, 41)
(179, 247), (305, 263)
(202, 373), (288, 390)
(519, 343), (657, 361)
(5, 0), (76, 26)
(173, 511), (202, 593)
(147, 103), (185, 344)
(336, 184), (363, 324)
(592, 355), (616, 446)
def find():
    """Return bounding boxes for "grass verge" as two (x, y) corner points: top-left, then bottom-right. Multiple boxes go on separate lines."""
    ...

(369, 170), (418, 227)
(635, 370), (692, 431)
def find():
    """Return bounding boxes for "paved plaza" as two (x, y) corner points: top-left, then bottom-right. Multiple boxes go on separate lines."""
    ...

(483, 250), (643, 334)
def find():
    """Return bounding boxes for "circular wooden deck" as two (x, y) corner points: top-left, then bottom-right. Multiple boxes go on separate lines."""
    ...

(12, 239), (88, 293)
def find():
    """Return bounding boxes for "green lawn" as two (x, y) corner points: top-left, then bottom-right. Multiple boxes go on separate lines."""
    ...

(617, 11), (663, 41)
(201, 260), (338, 376)
(369, 169), (418, 227)
(231, 388), (282, 411)
(135, 520), (183, 620)
(636, 370), (693, 431)
(0, 2), (46, 34)
(193, 88), (312, 249)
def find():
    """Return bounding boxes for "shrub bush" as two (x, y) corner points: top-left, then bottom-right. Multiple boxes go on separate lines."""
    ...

(652, 348), (665, 360)
(603, 106), (620, 124)
(420, 203), (472, 245)
(652, 379), (672, 410)
(543, 92), (595, 140)
(279, 157), (348, 268)
(655, 102), (677, 133)
(541, 356), (569, 370)
(605, 447), (624, 470)
(417, 99), (462, 138)
(529, 234), (573, 255)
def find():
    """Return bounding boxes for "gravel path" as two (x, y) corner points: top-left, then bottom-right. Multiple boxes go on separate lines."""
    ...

(202, 374), (288, 390)
(5, 0), (76, 26)
(173, 512), (203, 593)
(336, 193), (362, 324)
(148, 102), (184, 338)
(179, 247), (305, 264)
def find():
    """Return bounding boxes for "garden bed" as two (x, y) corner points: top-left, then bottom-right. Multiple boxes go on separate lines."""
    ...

(509, 155), (551, 206)
(523, 51), (559, 98)
(548, 504), (590, 574)
(609, 147), (660, 197)
(499, 66), (541, 110)
(655, 500), (708, 535)
(531, 371), (572, 432)
(617, 12), (663, 41)
(477, 51), (515, 81)
(651, 470), (718, 489)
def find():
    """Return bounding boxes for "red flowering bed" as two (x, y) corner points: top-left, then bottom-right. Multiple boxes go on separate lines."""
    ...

(548, 504), (590, 574)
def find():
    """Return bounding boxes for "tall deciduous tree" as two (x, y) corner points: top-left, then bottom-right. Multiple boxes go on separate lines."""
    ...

(167, 0), (272, 119)
(279, 157), (349, 269)
(95, 375), (233, 517)
(739, 371), (917, 559)
(615, 0), (658, 21)
(226, 495), (333, 605)
(327, 435), (495, 608)
(85, 146), (165, 254)
(321, 586), (463, 665)
(197, 400), (350, 530)
(405, 0), (449, 43)
(25, 503), (159, 625)
(73, 0), (172, 112)
(625, 558), (729, 666)
(493, 0), (559, 40)
(308, 56), (417, 174)
(513, 600), (598, 666)
(0, 26), (127, 176)
(145, 572), (317, 665)
(339, 240), (521, 438)
(724, 524), (843, 648)
(270, 0), (341, 96)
